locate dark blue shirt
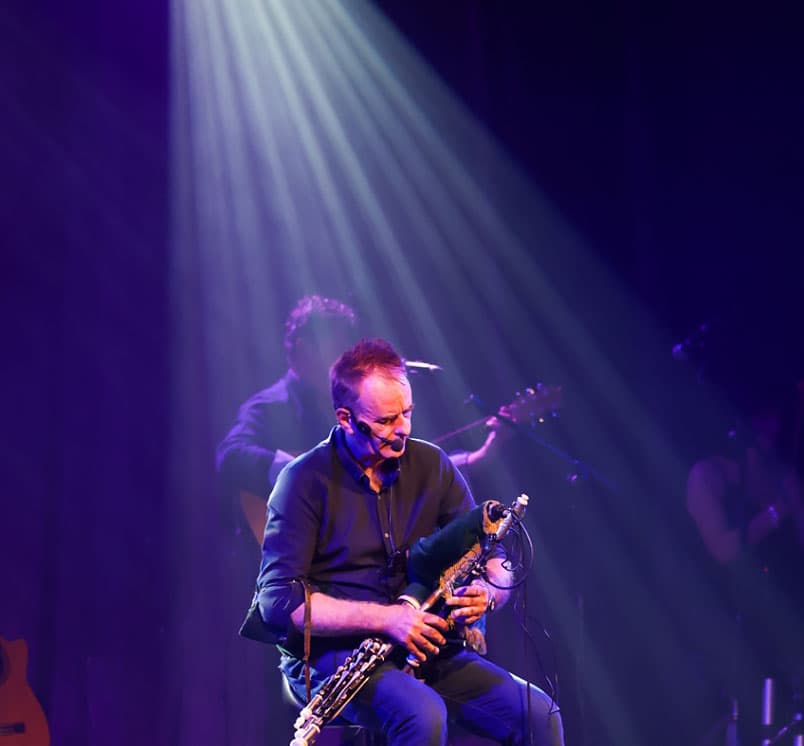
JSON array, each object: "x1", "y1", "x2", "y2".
[
  {"x1": 216, "y1": 370, "x2": 334, "y2": 498},
  {"x1": 255, "y1": 426, "x2": 475, "y2": 657}
]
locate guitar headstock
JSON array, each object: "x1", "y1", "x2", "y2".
[{"x1": 503, "y1": 383, "x2": 563, "y2": 426}]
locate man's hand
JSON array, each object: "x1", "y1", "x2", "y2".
[
  {"x1": 444, "y1": 580, "x2": 494, "y2": 627},
  {"x1": 380, "y1": 604, "x2": 449, "y2": 663},
  {"x1": 464, "y1": 406, "x2": 517, "y2": 467}
]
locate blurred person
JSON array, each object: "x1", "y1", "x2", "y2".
[
  {"x1": 217, "y1": 295, "x2": 360, "y2": 543},
  {"x1": 686, "y1": 379, "x2": 804, "y2": 744}
]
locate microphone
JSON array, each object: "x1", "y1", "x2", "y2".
[
  {"x1": 356, "y1": 420, "x2": 404, "y2": 453},
  {"x1": 404, "y1": 359, "x2": 443, "y2": 374},
  {"x1": 672, "y1": 319, "x2": 713, "y2": 362}
]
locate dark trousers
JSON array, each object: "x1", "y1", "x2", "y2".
[{"x1": 284, "y1": 648, "x2": 564, "y2": 746}]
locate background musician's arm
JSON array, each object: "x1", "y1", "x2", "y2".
[
  {"x1": 217, "y1": 395, "x2": 278, "y2": 495},
  {"x1": 686, "y1": 459, "x2": 740, "y2": 564},
  {"x1": 446, "y1": 406, "x2": 516, "y2": 470},
  {"x1": 687, "y1": 457, "x2": 797, "y2": 565},
  {"x1": 218, "y1": 392, "x2": 296, "y2": 543}
]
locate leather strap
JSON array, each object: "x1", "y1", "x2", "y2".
[{"x1": 303, "y1": 580, "x2": 312, "y2": 702}]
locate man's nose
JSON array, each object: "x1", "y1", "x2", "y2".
[{"x1": 396, "y1": 417, "x2": 412, "y2": 435}]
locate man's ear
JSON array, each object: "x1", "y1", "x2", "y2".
[{"x1": 336, "y1": 407, "x2": 354, "y2": 433}]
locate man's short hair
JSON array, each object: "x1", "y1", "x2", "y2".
[
  {"x1": 284, "y1": 295, "x2": 357, "y2": 352},
  {"x1": 330, "y1": 338, "x2": 406, "y2": 410}
]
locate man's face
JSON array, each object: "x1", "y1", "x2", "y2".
[
  {"x1": 291, "y1": 322, "x2": 356, "y2": 393},
  {"x1": 349, "y1": 372, "x2": 413, "y2": 461}
]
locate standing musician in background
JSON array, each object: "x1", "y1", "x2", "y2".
[
  {"x1": 215, "y1": 295, "x2": 362, "y2": 746},
  {"x1": 217, "y1": 295, "x2": 360, "y2": 544},
  {"x1": 686, "y1": 379, "x2": 804, "y2": 744},
  {"x1": 250, "y1": 337, "x2": 564, "y2": 746}
]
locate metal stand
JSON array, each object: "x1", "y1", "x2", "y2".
[
  {"x1": 760, "y1": 677, "x2": 804, "y2": 746},
  {"x1": 694, "y1": 604, "x2": 744, "y2": 746},
  {"x1": 696, "y1": 695, "x2": 740, "y2": 746},
  {"x1": 727, "y1": 696, "x2": 739, "y2": 746}
]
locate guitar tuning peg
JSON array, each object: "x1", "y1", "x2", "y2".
[{"x1": 525, "y1": 387, "x2": 536, "y2": 397}]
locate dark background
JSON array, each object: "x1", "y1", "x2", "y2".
[{"x1": 2, "y1": 1, "x2": 802, "y2": 745}]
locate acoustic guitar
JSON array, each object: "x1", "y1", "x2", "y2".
[{"x1": 0, "y1": 637, "x2": 50, "y2": 745}]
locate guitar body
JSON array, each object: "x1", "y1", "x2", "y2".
[
  {"x1": 0, "y1": 638, "x2": 50, "y2": 745},
  {"x1": 240, "y1": 490, "x2": 270, "y2": 547}
]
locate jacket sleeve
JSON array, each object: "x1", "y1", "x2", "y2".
[
  {"x1": 216, "y1": 394, "x2": 279, "y2": 498},
  {"x1": 254, "y1": 462, "x2": 321, "y2": 644}
]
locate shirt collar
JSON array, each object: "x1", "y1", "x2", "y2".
[{"x1": 331, "y1": 426, "x2": 401, "y2": 490}]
